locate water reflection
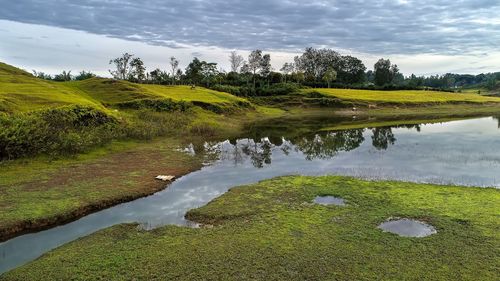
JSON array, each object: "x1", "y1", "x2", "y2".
[{"x1": 190, "y1": 125, "x2": 422, "y2": 168}]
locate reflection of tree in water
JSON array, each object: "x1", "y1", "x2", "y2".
[
  {"x1": 494, "y1": 116, "x2": 500, "y2": 128},
  {"x1": 291, "y1": 129, "x2": 365, "y2": 160},
  {"x1": 189, "y1": 124, "x2": 423, "y2": 168},
  {"x1": 241, "y1": 139, "x2": 272, "y2": 168},
  {"x1": 371, "y1": 127, "x2": 396, "y2": 150}
]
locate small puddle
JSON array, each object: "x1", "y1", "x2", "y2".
[
  {"x1": 378, "y1": 218, "x2": 437, "y2": 237},
  {"x1": 313, "y1": 196, "x2": 346, "y2": 206}
]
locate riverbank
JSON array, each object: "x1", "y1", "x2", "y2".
[{"x1": 2, "y1": 175, "x2": 498, "y2": 280}]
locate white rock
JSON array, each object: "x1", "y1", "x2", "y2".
[{"x1": 155, "y1": 175, "x2": 175, "y2": 181}]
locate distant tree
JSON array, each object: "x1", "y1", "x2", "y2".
[
  {"x1": 185, "y1": 57, "x2": 204, "y2": 85},
  {"x1": 295, "y1": 47, "x2": 342, "y2": 81},
  {"x1": 338, "y1": 56, "x2": 366, "y2": 84},
  {"x1": 260, "y1": 54, "x2": 272, "y2": 86},
  {"x1": 229, "y1": 51, "x2": 244, "y2": 73},
  {"x1": 175, "y1": 69, "x2": 183, "y2": 83},
  {"x1": 149, "y1": 68, "x2": 169, "y2": 84},
  {"x1": 323, "y1": 67, "x2": 337, "y2": 88},
  {"x1": 200, "y1": 62, "x2": 218, "y2": 87},
  {"x1": 109, "y1": 53, "x2": 134, "y2": 80},
  {"x1": 130, "y1": 57, "x2": 146, "y2": 82},
  {"x1": 74, "y1": 71, "x2": 96, "y2": 81},
  {"x1": 185, "y1": 58, "x2": 218, "y2": 86},
  {"x1": 53, "y1": 70, "x2": 72, "y2": 82},
  {"x1": 248, "y1": 50, "x2": 263, "y2": 88},
  {"x1": 374, "y1": 58, "x2": 393, "y2": 86},
  {"x1": 169, "y1": 57, "x2": 179, "y2": 85},
  {"x1": 32, "y1": 70, "x2": 52, "y2": 80},
  {"x1": 240, "y1": 63, "x2": 252, "y2": 86},
  {"x1": 280, "y1": 62, "x2": 294, "y2": 83}
]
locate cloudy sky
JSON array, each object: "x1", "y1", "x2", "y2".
[{"x1": 1, "y1": 0, "x2": 499, "y2": 76}]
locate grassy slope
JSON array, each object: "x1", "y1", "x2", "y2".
[
  {"x1": 3, "y1": 176, "x2": 498, "y2": 280},
  {"x1": 305, "y1": 88, "x2": 500, "y2": 104},
  {"x1": 0, "y1": 63, "x2": 102, "y2": 113},
  {"x1": 0, "y1": 62, "x2": 249, "y2": 114}
]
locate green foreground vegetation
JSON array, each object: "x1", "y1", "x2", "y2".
[{"x1": 2, "y1": 176, "x2": 498, "y2": 280}]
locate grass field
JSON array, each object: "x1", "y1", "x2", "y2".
[
  {"x1": 304, "y1": 88, "x2": 500, "y2": 104},
  {"x1": 3, "y1": 175, "x2": 498, "y2": 280}
]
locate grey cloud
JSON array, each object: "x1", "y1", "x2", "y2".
[{"x1": 0, "y1": 0, "x2": 499, "y2": 55}]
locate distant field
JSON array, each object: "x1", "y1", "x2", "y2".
[{"x1": 305, "y1": 88, "x2": 500, "y2": 104}]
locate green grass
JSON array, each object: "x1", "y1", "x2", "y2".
[
  {"x1": 3, "y1": 175, "x2": 498, "y2": 280},
  {"x1": 0, "y1": 63, "x2": 103, "y2": 113},
  {"x1": 304, "y1": 88, "x2": 500, "y2": 104}
]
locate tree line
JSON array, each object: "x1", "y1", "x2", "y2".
[{"x1": 33, "y1": 47, "x2": 500, "y2": 95}]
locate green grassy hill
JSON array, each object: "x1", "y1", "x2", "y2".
[
  {"x1": 0, "y1": 63, "x2": 102, "y2": 113},
  {"x1": 0, "y1": 62, "x2": 250, "y2": 114}
]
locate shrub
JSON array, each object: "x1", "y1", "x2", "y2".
[
  {"x1": 115, "y1": 98, "x2": 192, "y2": 112},
  {"x1": 123, "y1": 110, "x2": 191, "y2": 140},
  {"x1": 256, "y1": 83, "x2": 301, "y2": 96},
  {"x1": 189, "y1": 122, "x2": 218, "y2": 138},
  {"x1": 0, "y1": 106, "x2": 118, "y2": 160}
]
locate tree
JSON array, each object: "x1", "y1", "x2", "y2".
[
  {"x1": 374, "y1": 58, "x2": 392, "y2": 86},
  {"x1": 149, "y1": 68, "x2": 169, "y2": 84},
  {"x1": 53, "y1": 70, "x2": 72, "y2": 81},
  {"x1": 74, "y1": 71, "x2": 96, "y2": 81},
  {"x1": 229, "y1": 51, "x2": 244, "y2": 73},
  {"x1": 32, "y1": 70, "x2": 52, "y2": 80},
  {"x1": 185, "y1": 58, "x2": 218, "y2": 86},
  {"x1": 280, "y1": 62, "x2": 294, "y2": 83},
  {"x1": 200, "y1": 62, "x2": 218, "y2": 87},
  {"x1": 185, "y1": 58, "x2": 204, "y2": 85},
  {"x1": 260, "y1": 54, "x2": 272, "y2": 86},
  {"x1": 294, "y1": 47, "x2": 342, "y2": 81},
  {"x1": 338, "y1": 56, "x2": 366, "y2": 84},
  {"x1": 130, "y1": 57, "x2": 146, "y2": 82},
  {"x1": 248, "y1": 50, "x2": 263, "y2": 88},
  {"x1": 169, "y1": 57, "x2": 179, "y2": 85},
  {"x1": 109, "y1": 53, "x2": 134, "y2": 80},
  {"x1": 323, "y1": 67, "x2": 337, "y2": 88}
]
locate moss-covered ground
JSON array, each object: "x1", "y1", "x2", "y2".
[{"x1": 2, "y1": 176, "x2": 498, "y2": 280}]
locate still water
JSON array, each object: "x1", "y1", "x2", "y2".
[{"x1": 1, "y1": 116, "x2": 500, "y2": 273}]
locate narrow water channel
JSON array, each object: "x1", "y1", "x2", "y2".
[{"x1": 2, "y1": 116, "x2": 500, "y2": 274}]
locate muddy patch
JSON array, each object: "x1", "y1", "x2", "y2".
[{"x1": 378, "y1": 218, "x2": 437, "y2": 237}]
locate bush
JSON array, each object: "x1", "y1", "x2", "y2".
[
  {"x1": 123, "y1": 110, "x2": 191, "y2": 140},
  {"x1": 189, "y1": 122, "x2": 218, "y2": 138},
  {"x1": 256, "y1": 83, "x2": 301, "y2": 96},
  {"x1": 115, "y1": 98, "x2": 192, "y2": 112},
  {"x1": 209, "y1": 85, "x2": 256, "y2": 97},
  {"x1": 0, "y1": 106, "x2": 118, "y2": 160}
]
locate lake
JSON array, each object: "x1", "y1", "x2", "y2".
[{"x1": 1, "y1": 115, "x2": 500, "y2": 274}]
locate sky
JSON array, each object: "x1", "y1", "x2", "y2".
[{"x1": 0, "y1": 0, "x2": 499, "y2": 76}]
